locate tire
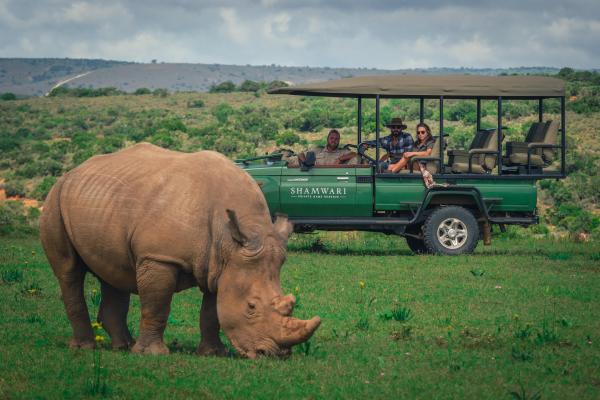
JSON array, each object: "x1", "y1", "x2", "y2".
[
  {"x1": 404, "y1": 224, "x2": 428, "y2": 254},
  {"x1": 423, "y1": 206, "x2": 479, "y2": 255}
]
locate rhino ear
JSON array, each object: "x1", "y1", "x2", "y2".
[
  {"x1": 274, "y1": 213, "x2": 294, "y2": 242},
  {"x1": 227, "y1": 209, "x2": 249, "y2": 246}
]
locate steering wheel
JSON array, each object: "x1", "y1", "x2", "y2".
[{"x1": 356, "y1": 142, "x2": 378, "y2": 166}]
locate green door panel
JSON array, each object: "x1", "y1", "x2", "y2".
[
  {"x1": 244, "y1": 166, "x2": 282, "y2": 214},
  {"x1": 375, "y1": 177, "x2": 426, "y2": 211},
  {"x1": 374, "y1": 176, "x2": 536, "y2": 213},
  {"x1": 280, "y1": 167, "x2": 371, "y2": 217}
]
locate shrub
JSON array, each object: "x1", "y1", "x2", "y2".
[
  {"x1": 3, "y1": 178, "x2": 26, "y2": 197},
  {"x1": 157, "y1": 117, "x2": 187, "y2": 133},
  {"x1": 32, "y1": 176, "x2": 57, "y2": 201},
  {"x1": 149, "y1": 130, "x2": 182, "y2": 150},
  {"x1": 276, "y1": 129, "x2": 300, "y2": 146},
  {"x1": 187, "y1": 99, "x2": 205, "y2": 108},
  {"x1": 134, "y1": 88, "x2": 152, "y2": 95},
  {"x1": 0, "y1": 201, "x2": 38, "y2": 236},
  {"x1": 152, "y1": 88, "x2": 169, "y2": 98},
  {"x1": 209, "y1": 81, "x2": 236, "y2": 93},
  {"x1": 238, "y1": 80, "x2": 261, "y2": 92},
  {"x1": 212, "y1": 103, "x2": 235, "y2": 124},
  {"x1": 0, "y1": 92, "x2": 17, "y2": 101}
]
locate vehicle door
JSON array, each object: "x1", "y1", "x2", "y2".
[{"x1": 280, "y1": 166, "x2": 364, "y2": 217}]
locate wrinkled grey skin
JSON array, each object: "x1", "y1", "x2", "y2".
[{"x1": 40, "y1": 143, "x2": 320, "y2": 358}]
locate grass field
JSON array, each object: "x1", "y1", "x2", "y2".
[{"x1": 1, "y1": 232, "x2": 599, "y2": 399}]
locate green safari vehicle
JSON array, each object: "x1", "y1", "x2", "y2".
[{"x1": 237, "y1": 75, "x2": 567, "y2": 255}]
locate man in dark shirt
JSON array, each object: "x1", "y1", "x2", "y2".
[{"x1": 361, "y1": 117, "x2": 414, "y2": 170}]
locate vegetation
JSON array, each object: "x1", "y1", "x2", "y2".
[
  {"x1": 0, "y1": 70, "x2": 599, "y2": 239},
  {"x1": 0, "y1": 233, "x2": 599, "y2": 398},
  {"x1": 209, "y1": 79, "x2": 289, "y2": 94}
]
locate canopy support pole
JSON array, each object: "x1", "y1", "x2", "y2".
[
  {"x1": 538, "y1": 98, "x2": 543, "y2": 122},
  {"x1": 375, "y1": 95, "x2": 380, "y2": 169},
  {"x1": 419, "y1": 98, "x2": 424, "y2": 123},
  {"x1": 561, "y1": 96, "x2": 566, "y2": 177},
  {"x1": 476, "y1": 99, "x2": 481, "y2": 132},
  {"x1": 439, "y1": 96, "x2": 444, "y2": 173},
  {"x1": 357, "y1": 96, "x2": 362, "y2": 144},
  {"x1": 497, "y1": 97, "x2": 503, "y2": 175}
]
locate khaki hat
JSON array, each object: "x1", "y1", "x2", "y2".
[{"x1": 386, "y1": 117, "x2": 407, "y2": 129}]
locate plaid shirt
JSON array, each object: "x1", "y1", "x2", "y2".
[{"x1": 364, "y1": 132, "x2": 414, "y2": 162}]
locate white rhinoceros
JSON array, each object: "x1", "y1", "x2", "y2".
[{"x1": 40, "y1": 143, "x2": 320, "y2": 358}]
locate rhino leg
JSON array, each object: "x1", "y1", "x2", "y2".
[
  {"x1": 197, "y1": 291, "x2": 227, "y2": 357},
  {"x1": 97, "y1": 280, "x2": 134, "y2": 350},
  {"x1": 40, "y1": 188, "x2": 95, "y2": 349},
  {"x1": 131, "y1": 260, "x2": 176, "y2": 355}
]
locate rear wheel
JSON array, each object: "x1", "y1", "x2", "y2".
[{"x1": 423, "y1": 206, "x2": 479, "y2": 255}]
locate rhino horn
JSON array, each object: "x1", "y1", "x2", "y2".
[{"x1": 278, "y1": 316, "x2": 321, "y2": 347}]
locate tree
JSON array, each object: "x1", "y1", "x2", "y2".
[
  {"x1": 0, "y1": 92, "x2": 16, "y2": 101},
  {"x1": 209, "y1": 81, "x2": 236, "y2": 93},
  {"x1": 238, "y1": 80, "x2": 261, "y2": 92}
]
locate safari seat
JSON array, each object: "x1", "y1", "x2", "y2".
[
  {"x1": 449, "y1": 129, "x2": 499, "y2": 174},
  {"x1": 398, "y1": 136, "x2": 442, "y2": 174},
  {"x1": 506, "y1": 120, "x2": 559, "y2": 167}
]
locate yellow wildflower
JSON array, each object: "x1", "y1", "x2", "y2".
[
  {"x1": 95, "y1": 335, "x2": 105, "y2": 343},
  {"x1": 92, "y1": 288, "x2": 98, "y2": 294},
  {"x1": 359, "y1": 281, "x2": 366, "y2": 290},
  {"x1": 91, "y1": 322, "x2": 103, "y2": 330}
]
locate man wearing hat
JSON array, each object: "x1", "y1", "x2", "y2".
[{"x1": 361, "y1": 117, "x2": 415, "y2": 170}]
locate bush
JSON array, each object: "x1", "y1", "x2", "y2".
[
  {"x1": 157, "y1": 117, "x2": 187, "y2": 133},
  {"x1": 152, "y1": 88, "x2": 169, "y2": 98},
  {"x1": 276, "y1": 129, "x2": 300, "y2": 146},
  {"x1": 2, "y1": 179, "x2": 26, "y2": 198},
  {"x1": 149, "y1": 130, "x2": 182, "y2": 150},
  {"x1": 32, "y1": 176, "x2": 57, "y2": 201},
  {"x1": 134, "y1": 88, "x2": 152, "y2": 95},
  {"x1": 212, "y1": 103, "x2": 235, "y2": 124},
  {"x1": 238, "y1": 80, "x2": 261, "y2": 92},
  {"x1": 0, "y1": 201, "x2": 39, "y2": 236},
  {"x1": 187, "y1": 99, "x2": 205, "y2": 108},
  {"x1": 1, "y1": 92, "x2": 17, "y2": 101},
  {"x1": 209, "y1": 81, "x2": 236, "y2": 93}
]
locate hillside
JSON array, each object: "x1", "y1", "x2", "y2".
[
  {"x1": 0, "y1": 69, "x2": 599, "y2": 238},
  {"x1": 0, "y1": 58, "x2": 560, "y2": 97}
]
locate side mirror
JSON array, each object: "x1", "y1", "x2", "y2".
[{"x1": 301, "y1": 151, "x2": 316, "y2": 171}]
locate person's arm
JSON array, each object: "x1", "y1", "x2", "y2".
[
  {"x1": 404, "y1": 148, "x2": 432, "y2": 159},
  {"x1": 337, "y1": 151, "x2": 357, "y2": 164}
]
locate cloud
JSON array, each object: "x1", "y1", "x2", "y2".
[{"x1": 0, "y1": 0, "x2": 598, "y2": 68}]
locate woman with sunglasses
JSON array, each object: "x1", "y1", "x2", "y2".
[{"x1": 388, "y1": 122, "x2": 435, "y2": 173}]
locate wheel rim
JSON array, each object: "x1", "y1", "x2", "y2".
[{"x1": 436, "y1": 218, "x2": 468, "y2": 250}]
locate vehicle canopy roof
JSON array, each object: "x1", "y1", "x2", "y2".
[{"x1": 268, "y1": 75, "x2": 565, "y2": 99}]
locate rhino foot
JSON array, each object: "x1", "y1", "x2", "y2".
[
  {"x1": 69, "y1": 338, "x2": 96, "y2": 350},
  {"x1": 132, "y1": 341, "x2": 169, "y2": 355},
  {"x1": 196, "y1": 342, "x2": 228, "y2": 357}
]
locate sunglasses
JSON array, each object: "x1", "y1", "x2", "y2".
[{"x1": 417, "y1": 130, "x2": 427, "y2": 134}]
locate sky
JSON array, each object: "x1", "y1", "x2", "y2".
[{"x1": 1, "y1": 0, "x2": 599, "y2": 69}]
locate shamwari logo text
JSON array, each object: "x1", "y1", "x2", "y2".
[{"x1": 289, "y1": 187, "x2": 348, "y2": 199}]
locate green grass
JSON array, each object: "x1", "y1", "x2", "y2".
[{"x1": 1, "y1": 233, "x2": 600, "y2": 399}]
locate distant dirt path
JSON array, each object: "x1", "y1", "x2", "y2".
[{"x1": 45, "y1": 71, "x2": 92, "y2": 96}]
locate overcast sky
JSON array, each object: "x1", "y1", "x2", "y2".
[{"x1": 1, "y1": 0, "x2": 599, "y2": 69}]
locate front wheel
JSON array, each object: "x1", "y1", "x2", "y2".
[{"x1": 423, "y1": 206, "x2": 479, "y2": 255}]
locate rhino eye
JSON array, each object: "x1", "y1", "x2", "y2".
[{"x1": 247, "y1": 302, "x2": 256, "y2": 312}]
